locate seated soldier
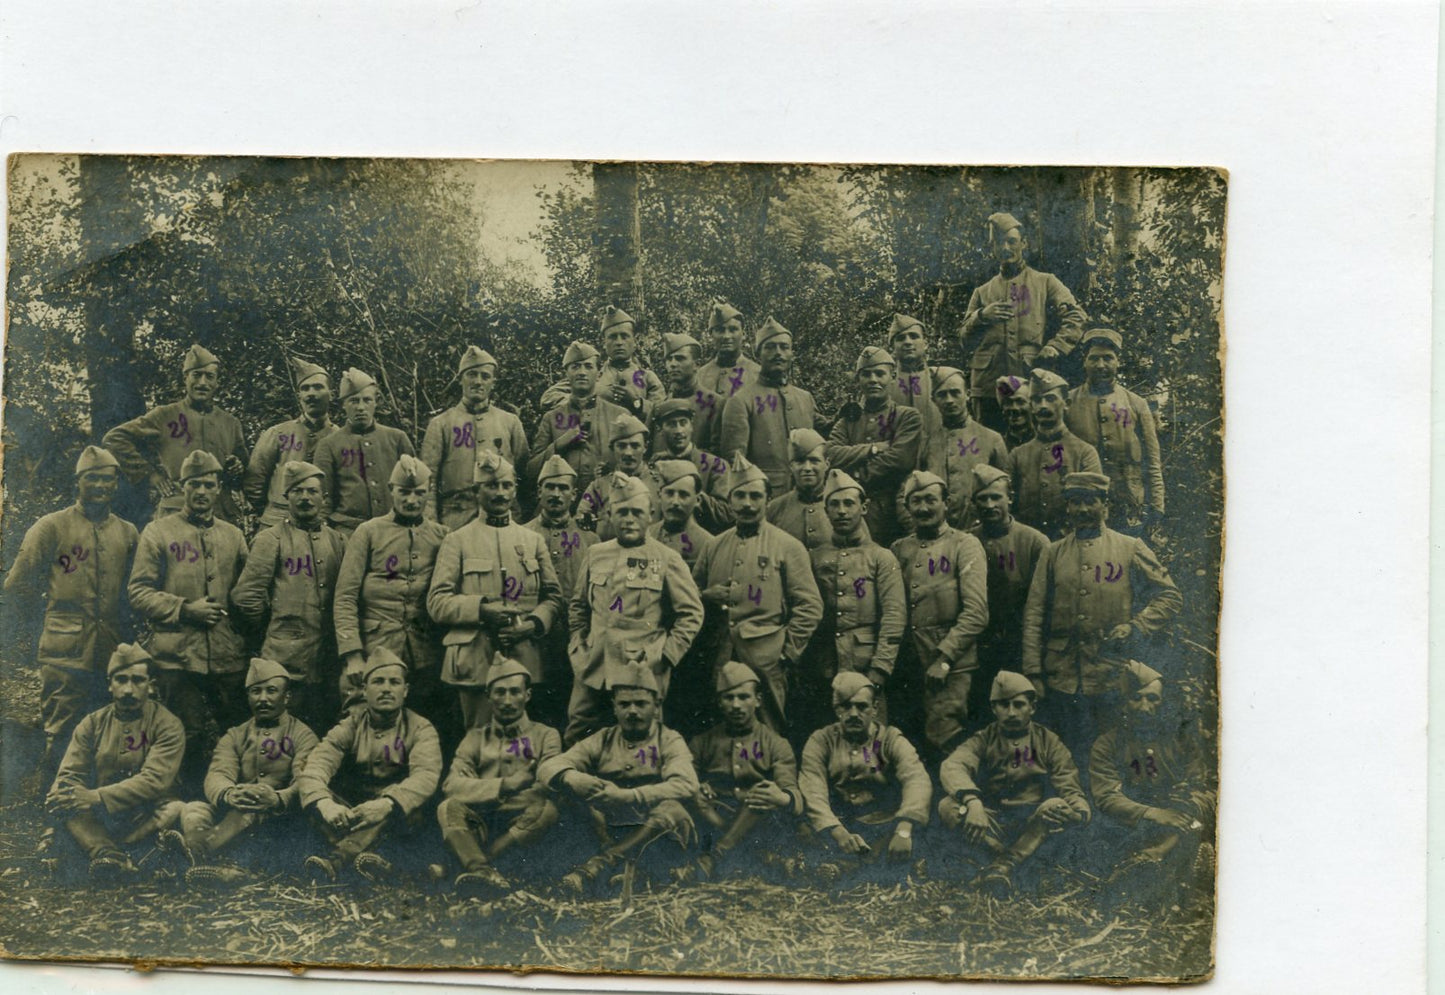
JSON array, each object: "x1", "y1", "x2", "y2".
[
  {"x1": 297, "y1": 648, "x2": 443, "y2": 883},
  {"x1": 1089, "y1": 661, "x2": 1215, "y2": 894},
  {"x1": 537, "y1": 663, "x2": 699, "y2": 895},
  {"x1": 798, "y1": 673, "x2": 931, "y2": 878},
  {"x1": 675, "y1": 661, "x2": 803, "y2": 883},
  {"x1": 938, "y1": 671, "x2": 1090, "y2": 897},
  {"x1": 159, "y1": 657, "x2": 319, "y2": 885},
  {"x1": 45, "y1": 643, "x2": 185, "y2": 881},
  {"x1": 437, "y1": 658, "x2": 562, "y2": 896}
]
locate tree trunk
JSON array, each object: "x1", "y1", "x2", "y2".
[
  {"x1": 593, "y1": 162, "x2": 643, "y2": 315},
  {"x1": 77, "y1": 156, "x2": 145, "y2": 438}
]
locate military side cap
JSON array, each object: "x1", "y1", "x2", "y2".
[
  {"x1": 822, "y1": 468, "x2": 864, "y2": 501},
  {"x1": 901, "y1": 469, "x2": 947, "y2": 501},
  {"x1": 655, "y1": 459, "x2": 702, "y2": 488},
  {"x1": 608, "y1": 472, "x2": 652, "y2": 511},
  {"x1": 652, "y1": 397, "x2": 695, "y2": 425},
  {"x1": 972, "y1": 464, "x2": 1010, "y2": 491},
  {"x1": 788, "y1": 427, "x2": 827, "y2": 460},
  {"x1": 996, "y1": 374, "x2": 1030, "y2": 400},
  {"x1": 75, "y1": 445, "x2": 120, "y2": 475},
  {"x1": 887, "y1": 313, "x2": 925, "y2": 340},
  {"x1": 179, "y1": 450, "x2": 223, "y2": 481},
  {"x1": 282, "y1": 460, "x2": 325, "y2": 494},
  {"x1": 932, "y1": 366, "x2": 967, "y2": 392},
  {"x1": 990, "y1": 670, "x2": 1035, "y2": 702},
  {"x1": 1122, "y1": 660, "x2": 1164, "y2": 693},
  {"x1": 290, "y1": 357, "x2": 329, "y2": 387},
  {"x1": 245, "y1": 657, "x2": 290, "y2": 687},
  {"x1": 1062, "y1": 471, "x2": 1111, "y2": 495},
  {"x1": 183, "y1": 343, "x2": 220, "y2": 372},
  {"x1": 1029, "y1": 367, "x2": 1069, "y2": 395},
  {"x1": 662, "y1": 332, "x2": 702, "y2": 358},
  {"x1": 708, "y1": 301, "x2": 743, "y2": 330},
  {"x1": 563, "y1": 340, "x2": 600, "y2": 366},
  {"x1": 753, "y1": 317, "x2": 791, "y2": 350},
  {"x1": 716, "y1": 660, "x2": 761, "y2": 694},
  {"x1": 473, "y1": 449, "x2": 516, "y2": 483},
  {"x1": 1081, "y1": 327, "x2": 1123, "y2": 353},
  {"x1": 986, "y1": 212, "x2": 1023, "y2": 237},
  {"x1": 831, "y1": 670, "x2": 874, "y2": 705},
  {"x1": 608, "y1": 660, "x2": 660, "y2": 696},
  {"x1": 362, "y1": 647, "x2": 409, "y2": 681},
  {"x1": 724, "y1": 452, "x2": 768, "y2": 494},
  {"x1": 339, "y1": 367, "x2": 378, "y2": 399},
  {"x1": 612, "y1": 413, "x2": 649, "y2": 442},
  {"x1": 485, "y1": 657, "x2": 532, "y2": 688},
  {"x1": 390, "y1": 453, "x2": 432, "y2": 488},
  {"x1": 600, "y1": 305, "x2": 636, "y2": 334},
  {"x1": 107, "y1": 643, "x2": 153, "y2": 677},
  {"x1": 854, "y1": 345, "x2": 895, "y2": 373},
  {"x1": 458, "y1": 345, "x2": 498, "y2": 374},
  {"x1": 536, "y1": 453, "x2": 577, "y2": 483}
]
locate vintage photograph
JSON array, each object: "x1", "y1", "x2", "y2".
[{"x1": 0, "y1": 156, "x2": 1224, "y2": 982}]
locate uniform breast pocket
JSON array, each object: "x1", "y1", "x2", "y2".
[
  {"x1": 624, "y1": 573, "x2": 663, "y2": 593},
  {"x1": 462, "y1": 556, "x2": 495, "y2": 592}
]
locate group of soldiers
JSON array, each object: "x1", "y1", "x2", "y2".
[{"x1": 8, "y1": 210, "x2": 1213, "y2": 902}]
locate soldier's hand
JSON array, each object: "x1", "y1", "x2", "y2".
[
  {"x1": 351, "y1": 799, "x2": 393, "y2": 828},
  {"x1": 149, "y1": 472, "x2": 177, "y2": 499},
  {"x1": 594, "y1": 783, "x2": 629, "y2": 805},
  {"x1": 246, "y1": 784, "x2": 282, "y2": 811},
  {"x1": 1036, "y1": 797, "x2": 1076, "y2": 826},
  {"x1": 566, "y1": 772, "x2": 606, "y2": 799},
  {"x1": 181, "y1": 598, "x2": 227, "y2": 627},
  {"x1": 500, "y1": 771, "x2": 533, "y2": 796},
  {"x1": 477, "y1": 600, "x2": 514, "y2": 628},
  {"x1": 223, "y1": 455, "x2": 246, "y2": 478},
  {"x1": 609, "y1": 381, "x2": 632, "y2": 405},
  {"x1": 886, "y1": 826, "x2": 913, "y2": 861},
  {"x1": 981, "y1": 301, "x2": 1015, "y2": 323},
  {"x1": 698, "y1": 782, "x2": 718, "y2": 803},
  {"x1": 925, "y1": 660, "x2": 952, "y2": 684},
  {"x1": 1036, "y1": 344, "x2": 1061, "y2": 362},
  {"x1": 315, "y1": 798, "x2": 351, "y2": 831},
  {"x1": 744, "y1": 780, "x2": 791, "y2": 811},
  {"x1": 558, "y1": 426, "x2": 588, "y2": 451},
  {"x1": 962, "y1": 799, "x2": 993, "y2": 843},
  {"x1": 1144, "y1": 806, "x2": 1195, "y2": 831},
  {"x1": 831, "y1": 826, "x2": 869, "y2": 855},
  {"x1": 1107, "y1": 623, "x2": 1135, "y2": 643},
  {"x1": 700, "y1": 584, "x2": 731, "y2": 607},
  {"x1": 866, "y1": 667, "x2": 889, "y2": 689}
]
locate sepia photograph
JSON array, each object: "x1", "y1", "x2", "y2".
[{"x1": 0, "y1": 156, "x2": 1224, "y2": 983}]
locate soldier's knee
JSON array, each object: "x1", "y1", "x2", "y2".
[
  {"x1": 937, "y1": 797, "x2": 963, "y2": 830},
  {"x1": 435, "y1": 797, "x2": 472, "y2": 831},
  {"x1": 647, "y1": 800, "x2": 693, "y2": 835}
]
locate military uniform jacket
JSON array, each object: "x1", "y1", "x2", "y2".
[
  {"x1": 427, "y1": 518, "x2": 565, "y2": 688},
  {"x1": 720, "y1": 380, "x2": 819, "y2": 495},
  {"x1": 528, "y1": 394, "x2": 631, "y2": 494},
  {"x1": 809, "y1": 534, "x2": 907, "y2": 677},
  {"x1": 968, "y1": 519, "x2": 1050, "y2": 648},
  {"x1": 569, "y1": 537, "x2": 705, "y2": 690},
  {"x1": 596, "y1": 361, "x2": 667, "y2": 419},
  {"x1": 442, "y1": 715, "x2": 562, "y2": 806},
  {"x1": 692, "y1": 522, "x2": 824, "y2": 668},
  {"x1": 5, "y1": 504, "x2": 138, "y2": 673},
  {"x1": 666, "y1": 380, "x2": 726, "y2": 453},
  {"x1": 244, "y1": 415, "x2": 337, "y2": 527},
  {"x1": 522, "y1": 515, "x2": 598, "y2": 597},
  {"x1": 1089, "y1": 723, "x2": 1215, "y2": 827},
  {"x1": 887, "y1": 364, "x2": 943, "y2": 465},
  {"x1": 203, "y1": 712, "x2": 320, "y2": 809},
  {"x1": 890, "y1": 526, "x2": 989, "y2": 670},
  {"x1": 1021, "y1": 526, "x2": 1183, "y2": 695},
  {"x1": 1006, "y1": 429, "x2": 1103, "y2": 539},
  {"x1": 574, "y1": 463, "x2": 665, "y2": 541},
  {"x1": 826, "y1": 400, "x2": 924, "y2": 541},
  {"x1": 698, "y1": 354, "x2": 761, "y2": 401},
  {"x1": 333, "y1": 514, "x2": 449, "y2": 669},
  {"x1": 128, "y1": 512, "x2": 249, "y2": 675},
  {"x1": 537, "y1": 721, "x2": 699, "y2": 804},
  {"x1": 420, "y1": 402, "x2": 530, "y2": 530},
  {"x1": 799, "y1": 721, "x2": 931, "y2": 833},
  {"x1": 940, "y1": 721, "x2": 1090, "y2": 819},
  {"x1": 647, "y1": 519, "x2": 714, "y2": 572},
  {"x1": 231, "y1": 520, "x2": 346, "y2": 684},
  {"x1": 960, "y1": 265, "x2": 1087, "y2": 396},
  {"x1": 766, "y1": 491, "x2": 833, "y2": 551},
  {"x1": 653, "y1": 446, "x2": 732, "y2": 534},
  {"x1": 1065, "y1": 384, "x2": 1165, "y2": 518},
  {"x1": 103, "y1": 401, "x2": 250, "y2": 521},
  {"x1": 689, "y1": 720, "x2": 803, "y2": 815},
  {"x1": 50, "y1": 701, "x2": 185, "y2": 815},
  {"x1": 920, "y1": 418, "x2": 1010, "y2": 526},
  {"x1": 314, "y1": 423, "x2": 416, "y2": 533},
  {"x1": 298, "y1": 708, "x2": 442, "y2": 814}
]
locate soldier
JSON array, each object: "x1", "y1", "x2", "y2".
[
  {"x1": 884, "y1": 313, "x2": 942, "y2": 458},
  {"x1": 659, "y1": 331, "x2": 725, "y2": 452},
  {"x1": 960, "y1": 212, "x2": 1087, "y2": 432},
  {"x1": 161, "y1": 657, "x2": 319, "y2": 885},
  {"x1": 1022, "y1": 472, "x2": 1183, "y2": 752},
  {"x1": 798, "y1": 470, "x2": 907, "y2": 741},
  {"x1": 436, "y1": 658, "x2": 562, "y2": 895},
  {"x1": 527, "y1": 340, "x2": 631, "y2": 495},
  {"x1": 798, "y1": 673, "x2": 931, "y2": 875},
  {"x1": 996, "y1": 374, "x2": 1034, "y2": 451},
  {"x1": 45, "y1": 644, "x2": 184, "y2": 881},
  {"x1": 696, "y1": 300, "x2": 760, "y2": 399},
  {"x1": 103, "y1": 343, "x2": 249, "y2": 524},
  {"x1": 676, "y1": 661, "x2": 803, "y2": 883},
  {"x1": 597, "y1": 306, "x2": 666, "y2": 418},
  {"x1": 420, "y1": 345, "x2": 530, "y2": 531},
  {"x1": 647, "y1": 459, "x2": 715, "y2": 571},
  {"x1": 573, "y1": 414, "x2": 662, "y2": 540},
  {"x1": 427, "y1": 452, "x2": 564, "y2": 731},
  {"x1": 314, "y1": 368, "x2": 417, "y2": 537},
  {"x1": 5, "y1": 446, "x2": 138, "y2": 784},
  {"x1": 538, "y1": 663, "x2": 700, "y2": 895},
  {"x1": 649, "y1": 397, "x2": 732, "y2": 533},
  {"x1": 298, "y1": 648, "x2": 443, "y2": 883},
  {"x1": 826, "y1": 346, "x2": 922, "y2": 546},
  {"x1": 766, "y1": 428, "x2": 833, "y2": 552},
  {"x1": 231, "y1": 460, "x2": 346, "y2": 730},
  {"x1": 967, "y1": 465, "x2": 1050, "y2": 720},
  {"x1": 920, "y1": 366, "x2": 1009, "y2": 528},
  {"x1": 127, "y1": 450, "x2": 249, "y2": 770},
  {"x1": 889, "y1": 470, "x2": 989, "y2": 758},
  {"x1": 692, "y1": 454, "x2": 823, "y2": 732},
  {"x1": 1063, "y1": 328, "x2": 1165, "y2": 533},
  {"x1": 938, "y1": 671, "x2": 1090, "y2": 896},
  {"x1": 1007, "y1": 368, "x2": 1102, "y2": 539},
  {"x1": 566, "y1": 473, "x2": 704, "y2": 745},
  {"x1": 719, "y1": 317, "x2": 818, "y2": 496},
  {"x1": 333, "y1": 455, "x2": 449, "y2": 723},
  {"x1": 243, "y1": 358, "x2": 338, "y2": 529}
]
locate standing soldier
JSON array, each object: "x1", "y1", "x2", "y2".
[
  {"x1": 314, "y1": 368, "x2": 417, "y2": 538},
  {"x1": 420, "y1": 346, "x2": 530, "y2": 531},
  {"x1": 766, "y1": 428, "x2": 833, "y2": 552},
  {"x1": 566, "y1": 474, "x2": 704, "y2": 745},
  {"x1": 920, "y1": 366, "x2": 1009, "y2": 528},
  {"x1": 826, "y1": 346, "x2": 922, "y2": 546},
  {"x1": 230, "y1": 461, "x2": 346, "y2": 730},
  {"x1": 427, "y1": 453, "x2": 564, "y2": 731},
  {"x1": 996, "y1": 375, "x2": 1034, "y2": 451},
  {"x1": 720, "y1": 318, "x2": 818, "y2": 496},
  {"x1": 244, "y1": 358, "x2": 337, "y2": 530},
  {"x1": 659, "y1": 331, "x2": 725, "y2": 452},
  {"x1": 697, "y1": 300, "x2": 759, "y2": 400},
  {"x1": 648, "y1": 458, "x2": 717, "y2": 734},
  {"x1": 1063, "y1": 328, "x2": 1165, "y2": 534},
  {"x1": 332, "y1": 455, "x2": 449, "y2": 723},
  {"x1": 595, "y1": 306, "x2": 666, "y2": 419},
  {"x1": 573, "y1": 414, "x2": 662, "y2": 540},
  {"x1": 650, "y1": 397, "x2": 732, "y2": 533},
  {"x1": 103, "y1": 343, "x2": 249, "y2": 524},
  {"x1": 889, "y1": 470, "x2": 989, "y2": 758},
  {"x1": 959, "y1": 212, "x2": 1087, "y2": 432},
  {"x1": 885, "y1": 313, "x2": 942, "y2": 459},
  {"x1": 528, "y1": 341, "x2": 631, "y2": 495},
  {"x1": 127, "y1": 450, "x2": 249, "y2": 771},
  {"x1": 1007, "y1": 368, "x2": 1102, "y2": 539},
  {"x1": 5, "y1": 446, "x2": 138, "y2": 785},
  {"x1": 692, "y1": 454, "x2": 823, "y2": 732}
]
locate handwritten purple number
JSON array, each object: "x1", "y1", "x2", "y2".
[
  {"x1": 59, "y1": 544, "x2": 89, "y2": 573},
  {"x1": 632, "y1": 370, "x2": 647, "y2": 390},
  {"x1": 746, "y1": 584, "x2": 763, "y2": 607},
  {"x1": 384, "y1": 554, "x2": 400, "y2": 581},
  {"x1": 853, "y1": 577, "x2": 868, "y2": 598},
  {"x1": 861, "y1": 739, "x2": 883, "y2": 773},
  {"x1": 635, "y1": 745, "x2": 659, "y2": 767},
  {"x1": 501, "y1": 575, "x2": 524, "y2": 602},
  {"x1": 168, "y1": 413, "x2": 192, "y2": 445},
  {"x1": 956, "y1": 436, "x2": 980, "y2": 457},
  {"x1": 1093, "y1": 562, "x2": 1124, "y2": 583},
  {"x1": 1008, "y1": 283, "x2": 1032, "y2": 317},
  {"x1": 286, "y1": 555, "x2": 314, "y2": 577},
  {"x1": 996, "y1": 550, "x2": 1016, "y2": 572},
  {"x1": 581, "y1": 491, "x2": 598, "y2": 510},
  {"x1": 278, "y1": 433, "x2": 303, "y2": 453},
  {"x1": 453, "y1": 422, "x2": 474, "y2": 448},
  {"x1": 609, "y1": 596, "x2": 624, "y2": 613},
  {"x1": 1044, "y1": 444, "x2": 1064, "y2": 473},
  {"x1": 507, "y1": 736, "x2": 534, "y2": 759},
  {"x1": 555, "y1": 412, "x2": 581, "y2": 430},
  {"x1": 755, "y1": 394, "x2": 778, "y2": 414},
  {"x1": 1011, "y1": 746, "x2": 1035, "y2": 768},
  {"x1": 679, "y1": 533, "x2": 694, "y2": 555},
  {"x1": 1110, "y1": 403, "x2": 1131, "y2": 428},
  {"x1": 1129, "y1": 757, "x2": 1158, "y2": 777},
  {"x1": 169, "y1": 541, "x2": 200, "y2": 564},
  {"x1": 695, "y1": 390, "x2": 715, "y2": 414},
  {"x1": 560, "y1": 531, "x2": 580, "y2": 557},
  {"x1": 712, "y1": 456, "x2": 727, "y2": 474},
  {"x1": 877, "y1": 410, "x2": 897, "y2": 441},
  {"x1": 124, "y1": 731, "x2": 151, "y2": 752},
  {"x1": 927, "y1": 555, "x2": 951, "y2": 576},
  {"x1": 381, "y1": 735, "x2": 407, "y2": 766},
  {"x1": 728, "y1": 368, "x2": 746, "y2": 395},
  {"x1": 261, "y1": 735, "x2": 294, "y2": 760}
]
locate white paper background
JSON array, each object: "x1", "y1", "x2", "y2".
[{"x1": 0, "y1": 1, "x2": 1436, "y2": 993}]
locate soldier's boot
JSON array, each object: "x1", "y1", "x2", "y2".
[
  {"x1": 157, "y1": 829, "x2": 195, "y2": 869},
  {"x1": 89, "y1": 850, "x2": 138, "y2": 885},
  {"x1": 186, "y1": 863, "x2": 249, "y2": 887},
  {"x1": 354, "y1": 851, "x2": 399, "y2": 885},
  {"x1": 975, "y1": 857, "x2": 1017, "y2": 898},
  {"x1": 670, "y1": 852, "x2": 716, "y2": 884},
  {"x1": 304, "y1": 854, "x2": 340, "y2": 884},
  {"x1": 455, "y1": 865, "x2": 510, "y2": 896},
  {"x1": 560, "y1": 852, "x2": 618, "y2": 895}
]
